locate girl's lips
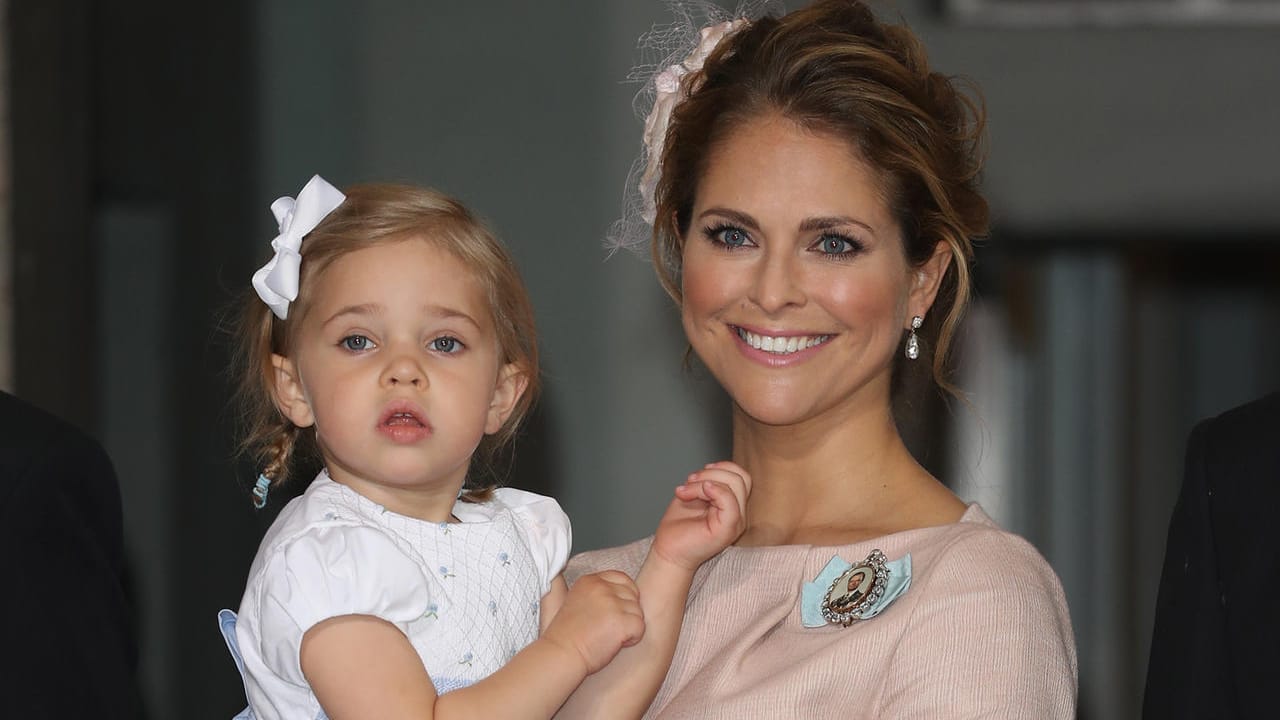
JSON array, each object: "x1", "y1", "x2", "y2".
[{"x1": 378, "y1": 401, "x2": 433, "y2": 443}]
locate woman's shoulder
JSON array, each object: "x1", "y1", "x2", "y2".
[
  {"x1": 564, "y1": 536, "x2": 654, "y2": 585},
  {"x1": 875, "y1": 506, "x2": 1078, "y2": 714},
  {"x1": 908, "y1": 504, "x2": 1069, "y2": 607}
]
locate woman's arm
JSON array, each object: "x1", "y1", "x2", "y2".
[{"x1": 301, "y1": 571, "x2": 644, "y2": 720}]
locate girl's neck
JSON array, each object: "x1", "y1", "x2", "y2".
[
  {"x1": 731, "y1": 401, "x2": 964, "y2": 547},
  {"x1": 324, "y1": 465, "x2": 463, "y2": 524}
]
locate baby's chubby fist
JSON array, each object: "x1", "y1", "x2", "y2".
[{"x1": 544, "y1": 571, "x2": 644, "y2": 675}]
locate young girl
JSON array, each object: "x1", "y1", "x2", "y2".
[{"x1": 222, "y1": 176, "x2": 750, "y2": 719}]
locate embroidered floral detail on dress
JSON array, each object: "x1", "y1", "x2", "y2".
[
  {"x1": 498, "y1": 551, "x2": 510, "y2": 566},
  {"x1": 439, "y1": 566, "x2": 455, "y2": 579},
  {"x1": 423, "y1": 603, "x2": 439, "y2": 620},
  {"x1": 458, "y1": 652, "x2": 473, "y2": 667}
]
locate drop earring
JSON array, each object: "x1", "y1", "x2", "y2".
[{"x1": 905, "y1": 316, "x2": 923, "y2": 360}]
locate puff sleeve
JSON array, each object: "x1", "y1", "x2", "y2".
[
  {"x1": 250, "y1": 525, "x2": 433, "y2": 685},
  {"x1": 498, "y1": 489, "x2": 572, "y2": 595}
]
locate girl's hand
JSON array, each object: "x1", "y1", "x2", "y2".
[
  {"x1": 542, "y1": 570, "x2": 644, "y2": 675},
  {"x1": 652, "y1": 460, "x2": 751, "y2": 571}
]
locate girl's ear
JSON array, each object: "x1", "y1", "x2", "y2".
[
  {"x1": 908, "y1": 240, "x2": 953, "y2": 320},
  {"x1": 271, "y1": 354, "x2": 315, "y2": 428},
  {"x1": 485, "y1": 363, "x2": 528, "y2": 435}
]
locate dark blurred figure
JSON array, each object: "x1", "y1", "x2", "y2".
[
  {"x1": 1145, "y1": 391, "x2": 1280, "y2": 719},
  {"x1": 0, "y1": 391, "x2": 142, "y2": 717}
]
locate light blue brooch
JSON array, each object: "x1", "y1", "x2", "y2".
[{"x1": 801, "y1": 549, "x2": 912, "y2": 628}]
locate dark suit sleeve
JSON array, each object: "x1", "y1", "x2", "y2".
[
  {"x1": 1145, "y1": 391, "x2": 1280, "y2": 719},
  {"x1": 0, "y1": 404, "x2": 142, "y2": 717},
  {"x1": 1143, "y1": 419, "x2": 1237, "y2": 719}
]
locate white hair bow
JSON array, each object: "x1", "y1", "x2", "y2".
[{"x1": 251, "y1": 175, "x2": 346, "y2": 320}]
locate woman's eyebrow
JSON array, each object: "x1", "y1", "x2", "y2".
[
  {"x1": 800, "y1": 215, "x2": 876, "y2": 236},
  {"x1": 697, "y1": 207, "x2": 761, "y2": 232}
]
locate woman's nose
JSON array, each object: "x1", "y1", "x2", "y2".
[{"x1": 748, "y1": 250, "x2": 805, "y2": 313}]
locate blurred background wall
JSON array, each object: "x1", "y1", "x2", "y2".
[{"x1": 4, "y1": 0, "x2": 1278, "y2": 717}]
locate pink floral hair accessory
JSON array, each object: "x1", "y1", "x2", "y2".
[
  {"x1": 637, "y1": 19, "x2": 747, "y2": 226},
  {"x1": 607, "y1": 0, "x2": 778, "y2": 255}
]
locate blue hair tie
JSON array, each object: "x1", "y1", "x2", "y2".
[{"x1": 252, "y1": 474, "x2": 272, "y2": 509}]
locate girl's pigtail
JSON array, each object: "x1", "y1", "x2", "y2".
[
  {"x1": 251, "y1": 419, "x2": 302, "y2": 509},
  {"x1": 261, "y1": 422, "x2": 299, "y2": 482}
]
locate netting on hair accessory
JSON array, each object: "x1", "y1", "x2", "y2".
[{"x1": 606, "y1": 0, "x2": 783, "y2": 256}]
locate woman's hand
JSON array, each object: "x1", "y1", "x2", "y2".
[{"x1": 652, "y1": 461, "x2": 752, "y2": 571}]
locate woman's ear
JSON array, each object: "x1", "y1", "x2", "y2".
[
  {"x1": 485, "y1": 363, "x2": 529, "y2": 435},
  {"x1": 271, "y1": 354, "x2": 315, "y2": 428},
  {"x1": 908, "y1": 240, "x2": 954, "y2": 321}
]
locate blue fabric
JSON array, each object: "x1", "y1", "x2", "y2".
[
  {"x1": 218, "y1": 610, "x2": 256, "y2": 720},
  {"x1": 217, "y1": 610, "x2": 332, "y2": 720},
  {"x1": 801, "y1": 553, "x2": 912, "y2": 628}
]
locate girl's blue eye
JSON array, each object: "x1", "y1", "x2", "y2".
[
  {"x1": 431, "y1": 336, "x2": 461, "y2": 353},
  {"x1": 340, "y1": 335, "x2": 374, "y2": 351}
]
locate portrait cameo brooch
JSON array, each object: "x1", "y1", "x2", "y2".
[{"x1": 800, "y1": 549, "x2": 912, "y2": 628}]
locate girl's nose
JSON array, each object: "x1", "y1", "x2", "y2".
[{"x1": 381, "y1": 354, "x2": 427, "y2": 388}]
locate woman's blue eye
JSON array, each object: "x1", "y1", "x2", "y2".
[
  {"x1": 817, "y1": 234, "x2": 857, "y2": 255},
  {"x1": 719, "y1": 227, "x2": 749, "y2": 248},
  {"x1": 431, "y1": 336, "x2": 461, "y2": 353},
  {"x1": 340, "y1": 335, "x2": 373, "y2": 351}
]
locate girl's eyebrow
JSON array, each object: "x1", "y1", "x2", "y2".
[
  {"x1": 426, "y1": 304, "x2": 482, "y2": 331},
  {"x1": 322, "y1": 303, "x2": 482, "y2": 331},
  {"x1": 323, "y1": 303, "x2": 381, "y2": 327}
]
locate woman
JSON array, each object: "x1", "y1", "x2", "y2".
[{"x1": 569, "y1": 1, "x2": 1077, "y2": 716}]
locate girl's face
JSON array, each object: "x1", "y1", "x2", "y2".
[
  {"x1": 680, "y1": 113, "x2": 947, "y2": 429},
  {"x1": 272, "y1": 238, "x2": 524, "y2": 516}
]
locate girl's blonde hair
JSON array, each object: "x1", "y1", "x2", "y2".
[{"x1": 232, "y1": 183, "x2": 539, "y2": 503}]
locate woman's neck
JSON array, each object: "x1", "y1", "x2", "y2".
[{"x1": 731, "y1": 401, "x2": 964, "y2": 547}]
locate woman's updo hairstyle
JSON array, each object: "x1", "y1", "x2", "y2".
[{"x1": 652, "y1": 0, "x2": 989, "y2": 396}]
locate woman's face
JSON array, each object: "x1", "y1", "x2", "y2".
[{"x1": 680, "y1": 113, "x2": 942, "y2": 428}]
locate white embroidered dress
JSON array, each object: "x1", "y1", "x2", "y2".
[{"x1": 234, "y1": 471, "x2": 570, "y2": 720}]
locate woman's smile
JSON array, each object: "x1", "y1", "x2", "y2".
[{"x1": 731, "y1": 325, "x2": 834, "y2": 364}]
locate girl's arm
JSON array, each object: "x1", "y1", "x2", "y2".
[
  {"x1": 301, "y1": 570, "x2": 644, "y2": 720},
  {"x1": 555, "y1": 462, "x2": 751, "y2": 719}
]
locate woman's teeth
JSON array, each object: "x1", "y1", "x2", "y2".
[{"x1": 736, "y1": 328, "x2": 830, "y2": 355}]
